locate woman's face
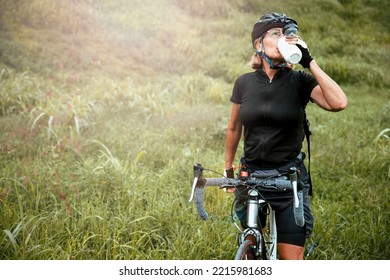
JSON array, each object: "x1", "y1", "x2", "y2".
[{"x1": 259, "y1": 28, "x2": 285, "y2": 63}]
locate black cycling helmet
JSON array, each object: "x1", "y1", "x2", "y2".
[{"x1": 251, "y1": 12, "x2": 298, "y2": 46}]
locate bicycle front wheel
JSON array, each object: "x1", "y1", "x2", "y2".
[{"x1": 234, "y1": 239, "x2": 256, "y2": 260}]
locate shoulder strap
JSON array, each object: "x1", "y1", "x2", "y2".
[
  {"x1": 303, "y1": 111, "x2": 313, "y2": 196},
  {"x1": 291, "y1": 70, "x2": 313, "y2": 196}
]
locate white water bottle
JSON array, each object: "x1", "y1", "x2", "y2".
[{"x1": 277, "y1": 37, "x2": 302, "y2": 64}]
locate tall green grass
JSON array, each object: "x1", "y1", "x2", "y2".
[{"x1": 0, "y1": 0, "x2": 389, "y2": 260}]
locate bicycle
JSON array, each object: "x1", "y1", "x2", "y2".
[{"x1": 188, "y1": 163, "x2": 306, "y2": 260}]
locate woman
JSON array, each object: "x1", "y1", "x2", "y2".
[{"x1": 224, "y1": 12, "x2": 347, "y2": 260}]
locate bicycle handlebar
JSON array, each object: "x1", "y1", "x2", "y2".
[
  {"x1": 189, "y1": 163, "x2": 305, "y2": 227},
  {"x1": 205, "y1": 177, "x2": 293, "y2": 190}
]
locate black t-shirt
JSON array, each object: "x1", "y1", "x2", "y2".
[{"x1": 230, "y1": 68, "x2": 318, "y2": 169}]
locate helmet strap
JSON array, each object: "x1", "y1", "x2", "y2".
[
  {"x1": 258, "y1": 37, "x2": 287, "y2": 70},
  {"x1": 265, "y1": 55, "x2": 287, "y2": 69}
]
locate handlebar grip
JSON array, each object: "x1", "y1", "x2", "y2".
[
  {"x1": 193, "y1": 178, "x2": 236, "y2": 221},
  {"x1": 205, "y1": 178, "x2": 234, "y2": 186},
  {"x1": 272, "y1": 179, "x2": 293, "y2": 191},
  {"x1": 195, "y1": 187, "x2": 208, "y2": 220},
  {"x1": 293, "y1": 190, "x2": 305, "y2": 227}
]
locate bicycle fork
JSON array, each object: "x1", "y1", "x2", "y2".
[{"x1": 238, "y1": 189, "x2": 278, "y2": 259}]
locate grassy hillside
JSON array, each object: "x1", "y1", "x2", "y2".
[{"x1": 0, "y1": 0, "x2": 389, "y2": 260}]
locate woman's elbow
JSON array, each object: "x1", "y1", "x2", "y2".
[{"x1": 332, "y1": 98, "x2": 348, "y2": 112}]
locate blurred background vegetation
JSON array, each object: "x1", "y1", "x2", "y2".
[{"x1": 0, "y1": 0, "x2": 389, "y2": 259}]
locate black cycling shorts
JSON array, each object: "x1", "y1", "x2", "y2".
[{"x1": 262, "y1": 202, "x2": 306, "y2": 247}]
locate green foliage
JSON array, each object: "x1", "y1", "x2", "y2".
[{"x1": 0, "y1": 0, "x2": 389, "y2": 260}]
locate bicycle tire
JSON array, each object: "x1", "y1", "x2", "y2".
[{"x1": 234, "y1": 239, "x2": 257, "y2": 260}]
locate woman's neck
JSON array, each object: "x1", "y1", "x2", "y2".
[{"x1": 262, "y1": 62, "x2": 279, "y2": 81}]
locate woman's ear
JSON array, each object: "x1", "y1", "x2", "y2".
[{"x1": 253, "y1": 38, "x2": 261, "y2": 50}]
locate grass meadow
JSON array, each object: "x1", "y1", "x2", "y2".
[{"x1": 0, "y1": 0, "x2": 389, "y2": 260}]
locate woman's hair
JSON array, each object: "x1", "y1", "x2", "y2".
[
  {"x1": 250, "y1": 38, "x2": 262, "y2": 69},
  {"x1": 250, "y1": 52, "x2": 262, "y2": 69}
]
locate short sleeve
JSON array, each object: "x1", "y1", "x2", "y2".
[
  {"x1": 296, "y1": 70, "x2": 318, "y2": 106},
  {"x1": 230, "y1": 74, "x2": 250, "y2": 104}
]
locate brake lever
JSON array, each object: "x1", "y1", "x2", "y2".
[
  {"x1": 189, "y1": 163, "x2": 203, "y2": 202},
  {"x1": 289, "y1": 167, "x2": 299, "y2": 208}
]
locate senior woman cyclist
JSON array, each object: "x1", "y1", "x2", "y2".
[{"x1": 224, "y1": 12, "x2": 347, "y2": 260}]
